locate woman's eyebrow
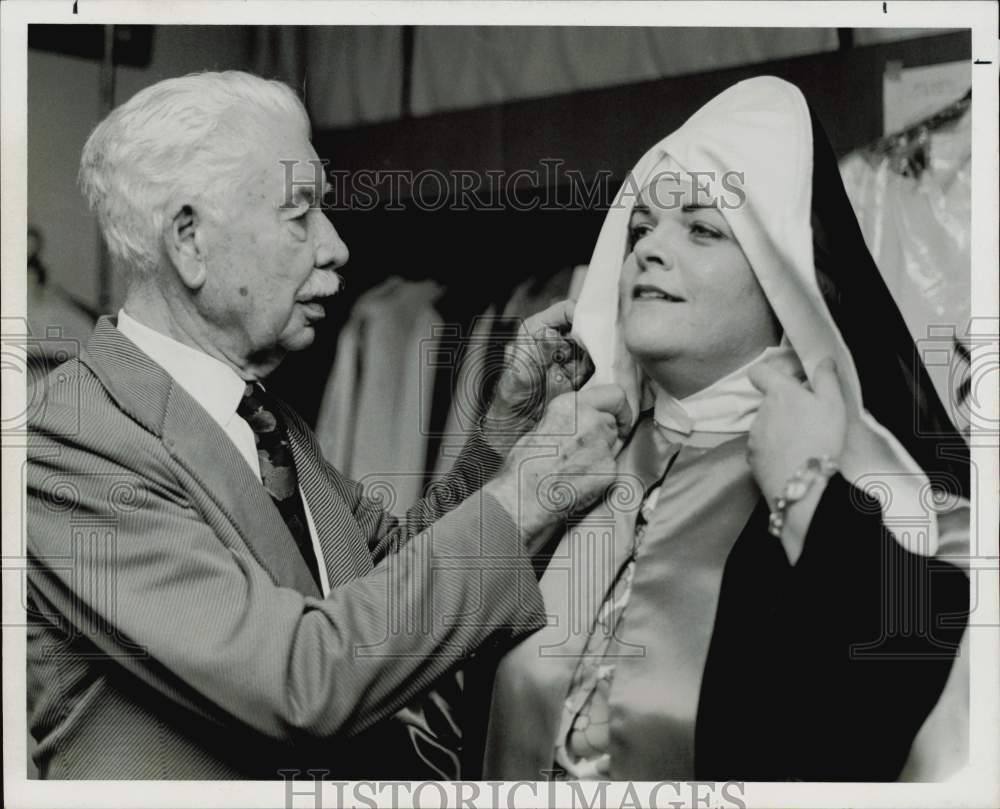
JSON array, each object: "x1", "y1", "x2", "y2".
[
  {"x1": 680, "y1": 203, "x2": 719, "y2": 213},
  {"x1": 630, "y1": 203, "x2": 651, "y2": 217}
]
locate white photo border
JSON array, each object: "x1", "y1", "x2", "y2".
[{"x1": 2, "y1": 2, "x2": 997, "y2": 808}]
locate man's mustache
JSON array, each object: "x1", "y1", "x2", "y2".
[{"x1": 297, "y1": 272, "x2": 342, "y2": 301}]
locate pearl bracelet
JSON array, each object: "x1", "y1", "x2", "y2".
[{"x1": 767, "y1": 455, "x2": 840, "y2": 538}]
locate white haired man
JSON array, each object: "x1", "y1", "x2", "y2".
[{"x1": 26, "y1": 71, "x2": 630, "y2": 779}]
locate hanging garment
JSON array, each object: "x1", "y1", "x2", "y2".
[
  {"x1": 483, "y1": 76, "x2": 969, "y2": 782},
  {"x1": 318, "y1": 276, "x2": 404, "y2": 473},
  {"x1": 433, "y1": 304, "x2": 500, "y2": 477},
  {"x1": 434, "y1": 265, "x2": 590, "y2": 477},
  {"x1": 316, "y1": 278, "x2": 444, "y2": 515},
  {"x1": 501, "y1": 265, "x2": 584, "y2": 322},
  {"x1": 839, "y1": 104, "x2": 971, "y2": 417}
]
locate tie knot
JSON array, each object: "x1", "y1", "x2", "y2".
[
  {"x1": 238, "y1": 382, "x2": 279, "y2": 435},
  {"x1": 237, "y1": 381, "x2": 260, "y2": 413}
]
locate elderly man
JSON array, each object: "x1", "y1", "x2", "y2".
[{"x1": 26, "y1": 71, "x2": 629, "y2": 779}]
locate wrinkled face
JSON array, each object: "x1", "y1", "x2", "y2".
[
  {"x1": 198, "y1": 116, "x2": 348, "y2": 363},
  {"x1": 619, "y1": 173, "x2": 779, "y2": 394}
]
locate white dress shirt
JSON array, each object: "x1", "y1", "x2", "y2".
[{"x1": 117, "y1": 310, "x2": 331, "y2": 595}]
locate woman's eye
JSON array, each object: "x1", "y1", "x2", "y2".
[
  {"x1": 690, "y1": 222, "x2": 723, "y2": 239},
  {"x1": 627, "y1": 224, "x2": 651, "y2": 251}
]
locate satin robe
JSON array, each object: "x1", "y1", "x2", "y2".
[{"x1": 478, "y1": 419, "x2": 969, "y2": 781}]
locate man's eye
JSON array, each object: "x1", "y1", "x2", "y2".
[
  {"x1": 288, "y1": 200, "x2": 312, "y2": 219},
  {"x1": 285, "y1": 206, "x2": 310, "y2": 237},
  {"x1": 282, "y1": 198, "x2": 309, "y2": 216}
]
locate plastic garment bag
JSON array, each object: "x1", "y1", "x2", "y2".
[{"x1": 839, "y1": 98, "x2": 971, "y2": 426}]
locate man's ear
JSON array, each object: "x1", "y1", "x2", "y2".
[{"x1": 164, "y1": 203, "x2": 207, "y2": 290}]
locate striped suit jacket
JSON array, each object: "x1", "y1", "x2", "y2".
[{"x1": 26, "y1": 316, "x2": 545, "y2": 779}]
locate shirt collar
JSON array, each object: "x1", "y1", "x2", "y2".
[
  {"x1": 116, "y1": 309, "x2": 247, "y2": 432},
  {"x1": 652, "y1": 340, "x2": 804, "y2": 436}
]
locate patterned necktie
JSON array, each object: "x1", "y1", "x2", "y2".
[{"x1": 237, "y1": 383, "x2": 322, "y2": 588}]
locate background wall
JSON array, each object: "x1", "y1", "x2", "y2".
[
  {"x1": 26, "y1": 24, "x2": 959, "y2": 323},
  {"x1": 28, "y1": 25, "x2": 254, "y2": 313},
  {"x1": 28, "y1": 50, "x2": 103, "y2": 308}
]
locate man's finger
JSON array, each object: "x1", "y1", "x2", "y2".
[
  {"x1": 537, "y1": 333, "x2": 575, "y2": 367},
  {"x1": 560, "y1": 349, "x2": 596, "y2": 390},
  {"x1": 526, "y1": 299, "x2": 575, "y2": 335},
  {"x1": 572, "y1": 347, "x2": 596, "y2": 388},
  {"x1": 748, "y1": 360, "x2": 803, "y2": 395},
  {"x1": 597, "y1": 411, "x2": 619, "y2": 445},
  {"x1": 546, "y1": 361, "x2": 574, "y2": 392},
  {"x1": 581, "y1": 383, "x2": 633, "y2": 439}
]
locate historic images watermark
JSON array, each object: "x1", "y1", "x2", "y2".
[
  {"x1": 1, "y1": 318, "x2": 81, "y2": 441},
  {"x1": 280, "y1": 158, "x2": 748, "y2": 213},
  {"x1": 279, "y1": 771, "x2": 749, "y2": 809}
]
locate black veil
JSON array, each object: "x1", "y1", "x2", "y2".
[{"x1": 808, "y1": 105, "x2": 970, "y2": 500}]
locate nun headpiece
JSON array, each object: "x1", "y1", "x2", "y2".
[{"x1": 572, "y1": 76, "x2": 969, "y2": 557}]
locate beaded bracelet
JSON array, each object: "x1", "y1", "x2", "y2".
[{"x1": 767, "y1": 455, "x2": 840, "y2": 537}]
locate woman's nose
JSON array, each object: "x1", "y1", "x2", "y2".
[{"x1": 634, "y1": 229, "x2": 674, "y2": 272}]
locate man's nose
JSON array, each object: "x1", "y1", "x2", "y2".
[{"x1": 315, "y1": 213, "x2": 350, "y2": 270}]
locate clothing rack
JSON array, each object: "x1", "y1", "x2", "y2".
[
  {"x1": 870, "y1": 89, "x2": 971, "y2": 178},
  {"x1": 878, "y1": 87, "x2": 971, "y2": 147}
]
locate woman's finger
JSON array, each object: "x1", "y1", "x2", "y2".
[
  {"x1": 748, "y1": 361, "x2": 802, "y2": 395},
  {"x1": 812, "y1": 357, "x2": 843, "y2": 404}
]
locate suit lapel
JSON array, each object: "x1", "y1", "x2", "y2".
[
  {"x1": 284, "y1": 416, "x2": 374, "y2": 589},
  {"x1": 82, "y1": 317, "x2": 322, "y2": 597}
]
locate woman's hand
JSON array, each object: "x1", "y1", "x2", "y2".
[{"x1": 746, "y1": 356, "x2": 848, "y2": 506}]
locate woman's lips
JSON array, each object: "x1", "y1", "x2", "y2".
[{"x1": 632, "y1": 284, "x2": 685, "y2": 302}]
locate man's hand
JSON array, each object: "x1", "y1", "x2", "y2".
[
  {"x1": 481, "y1": 300, "x2": 595, "y2": 453},
  {"x1": 485, "y1": 384, "x2": 632, "y2": 550}
]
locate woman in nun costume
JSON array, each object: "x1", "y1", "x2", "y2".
[{"x1": 482, "y1": 77, "x2": 970, "y2": 782}]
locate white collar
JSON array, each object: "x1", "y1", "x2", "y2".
[
  {"x1": 116, "y1": 310, "x2": 247, "y2": 432},
  {"x1": 652, "y1": 342, "x2": 803, "y2": 435}
]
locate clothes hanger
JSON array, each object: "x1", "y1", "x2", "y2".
[{"x1": 872, "y1": 89, "x2": 971, "y2": 179}]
